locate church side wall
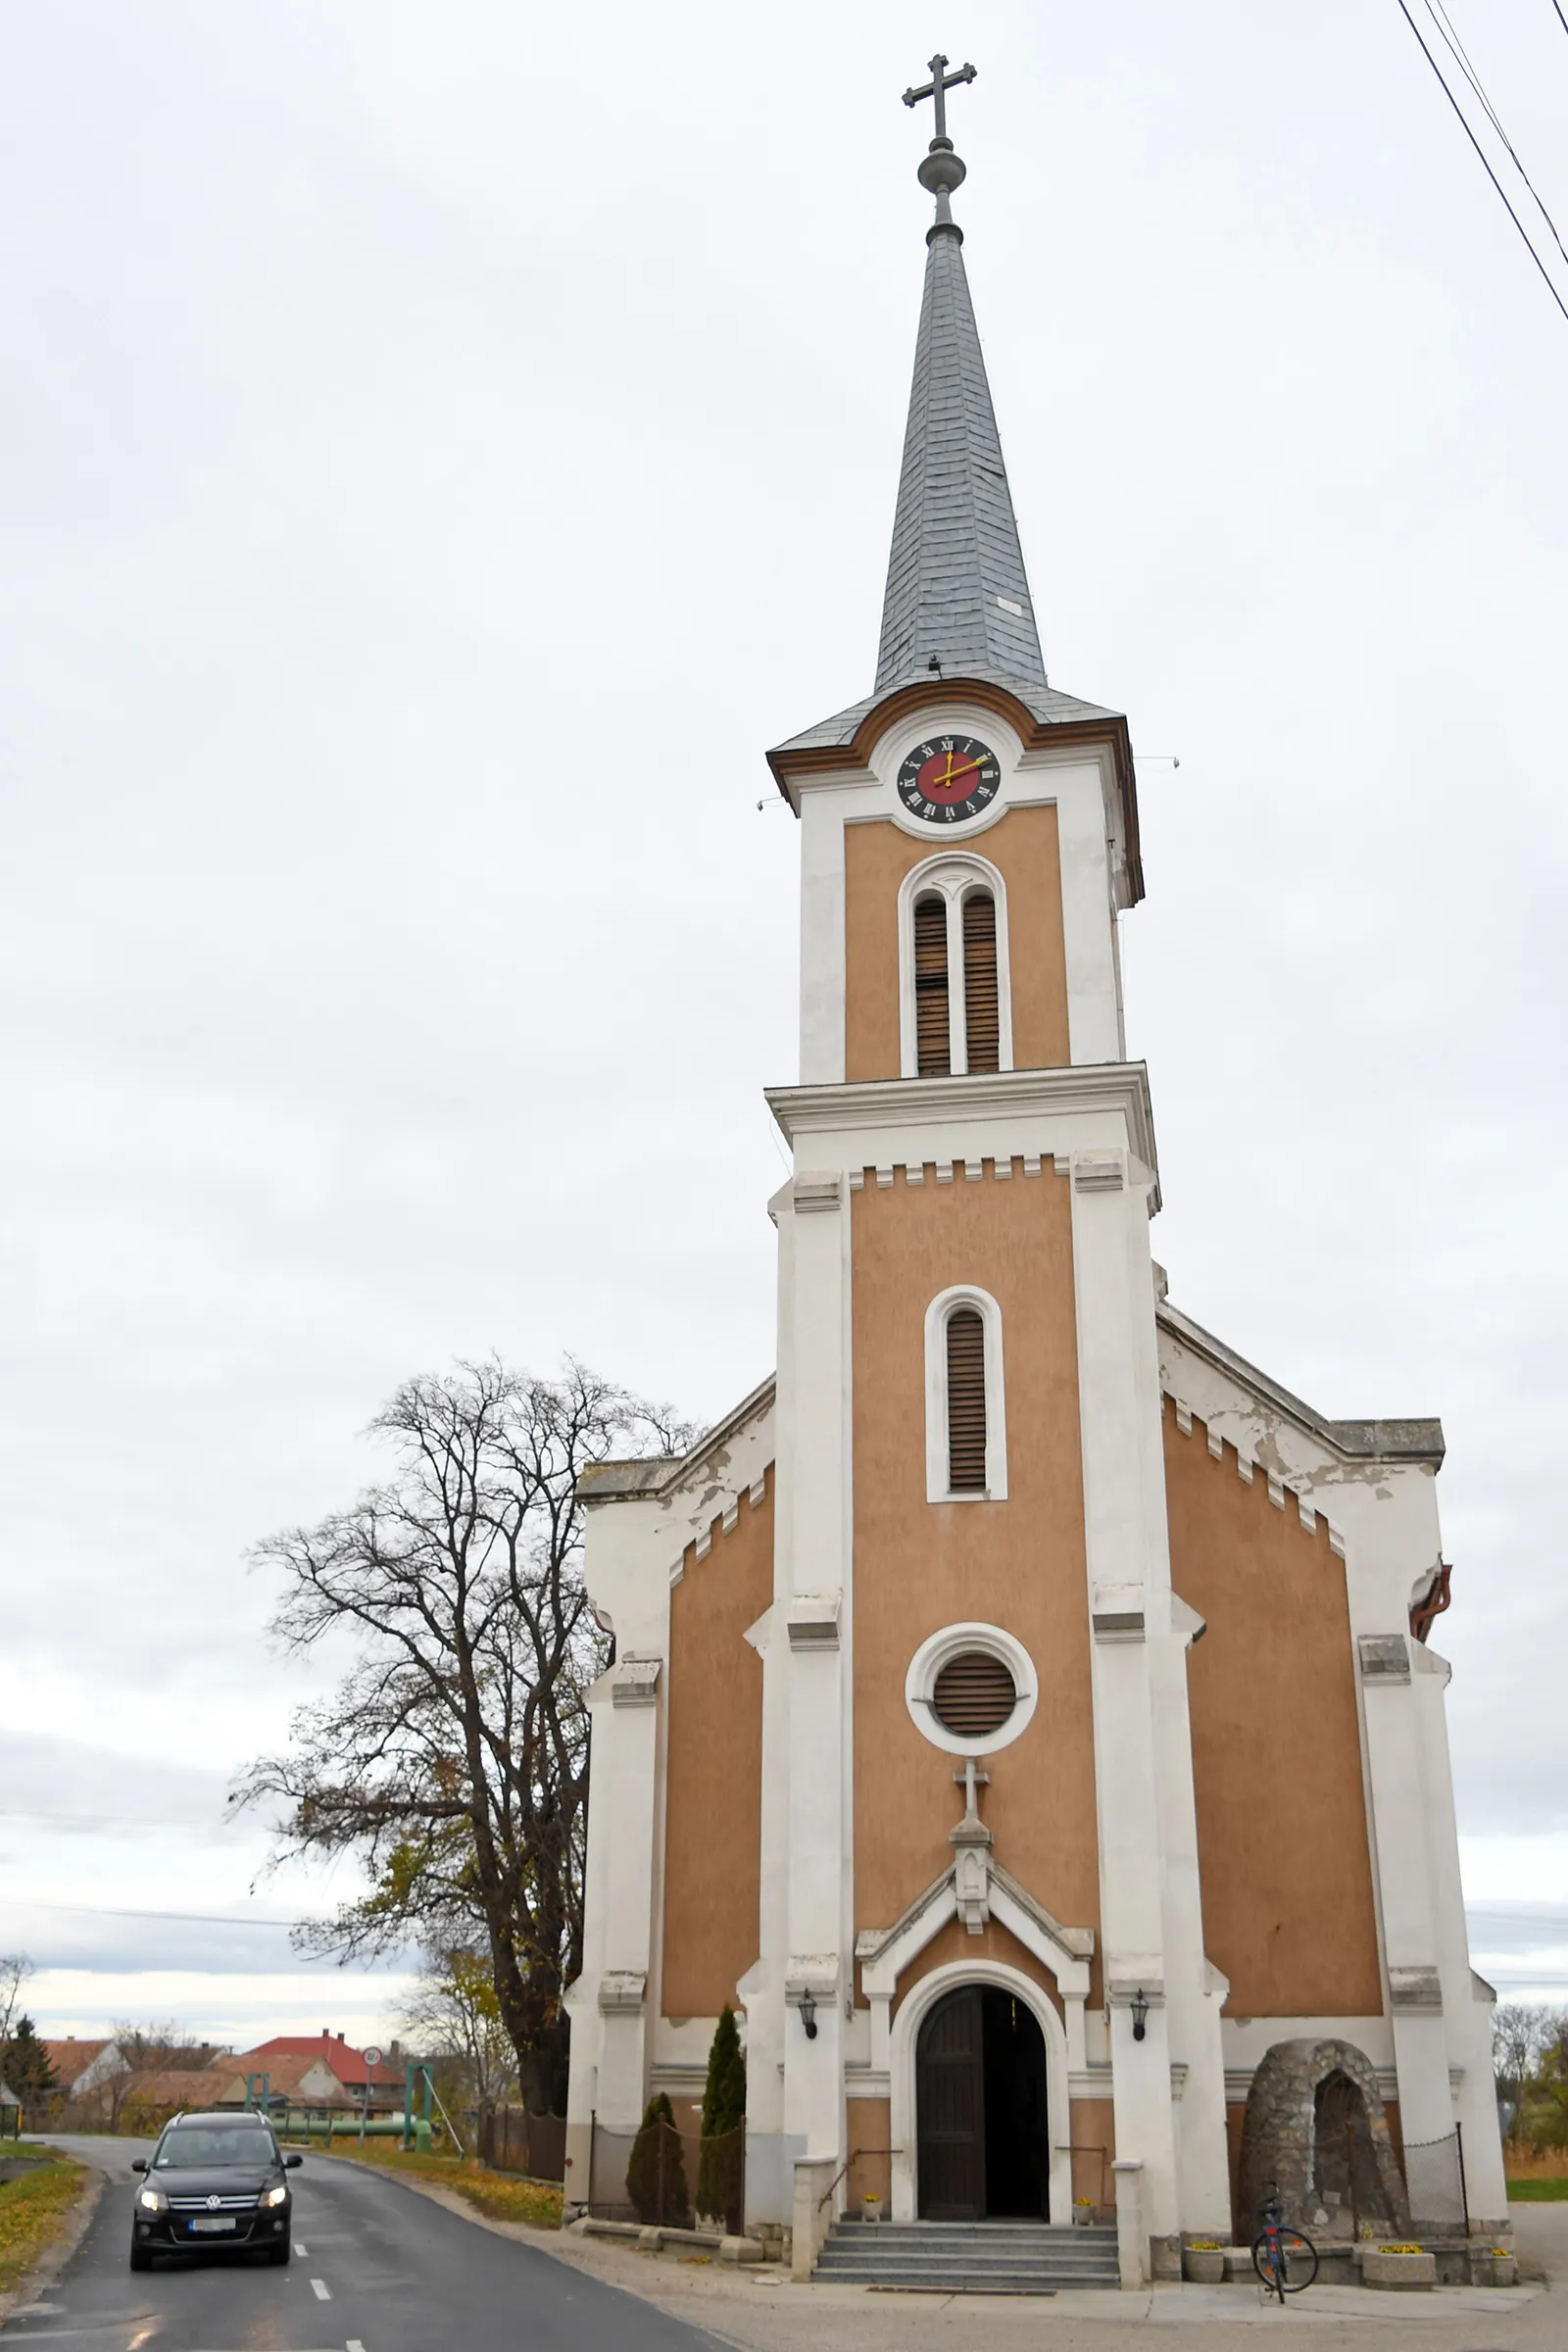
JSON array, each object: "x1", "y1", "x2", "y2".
[
  {"x1": 661, "y1": 1471, "x2": 774, "y2": 2021},
  {"x1": 848, "y1": 1163, "x2": 1100, "y2": 1937},
  {"x1": 842, "y1": 807, "x2": 1071, "y2": 1080},
  {"x1": 1162, "y1": 1398, "x2": 1384, "y2": 2017}
]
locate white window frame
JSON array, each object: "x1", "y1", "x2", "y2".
[
  {"x1": 924, "y1": 1283, "x2": 1007, "y2": 1502},
  {"x1": 904, "y1": 1620, "x2": 1037, "y2": 1756},
  {"x1": 897, "y1": 852, "x2": 1013, "y2": 1080}
]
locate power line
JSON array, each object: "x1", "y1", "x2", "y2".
[
  {"x1": 1394, "y1": 0, "x2": 1568, "y2": 324},
  {"x1": 0, "y1": 1895, "x2": 299, "y2": 1928},
  {"x1": 1549, "y1": 0, "x2": 1568, "y2": 47},
  {"x1": 1421, "y1": 0, "x2": 1568, "y2": 272}
]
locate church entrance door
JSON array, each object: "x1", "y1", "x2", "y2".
[{"x1": 915, "y1": 1984, "x2": 1049, "y2": 2220}]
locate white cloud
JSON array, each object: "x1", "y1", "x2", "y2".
[{"x1": 0, "y1": 0, "x2": 1563, "y2": 2034}]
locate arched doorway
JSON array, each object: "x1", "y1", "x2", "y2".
[
  {"x1": 915, "y1": 1984, "x2": 1048, "y2": 2220},
  {"x1": 1312, "y1": 2069, "x2": 1388, "y2": 2238}
]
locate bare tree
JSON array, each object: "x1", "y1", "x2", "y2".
[
  {"x1": 397, "y1": 1942, "x2": 516, "y2": 2131},
  {"x1": 0, "y1": 1953, "x2": 33, "y2": 2054},
  {"x1": 237, "y1": 1357, "x2": 691, "y2": 2114},
  {"x1": 1492, "y1": 2002, "x2": 1568, "y2": 2101}
]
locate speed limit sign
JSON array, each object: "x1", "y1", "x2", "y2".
[{"x1": 362, "y1": 2045, "x2": 383, "y2": 2066}]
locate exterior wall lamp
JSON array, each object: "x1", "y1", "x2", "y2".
[
  {"x1": 1131, "y1": 1988, "x2": 1149, "y2": 2042},
  {"x1": 798, "y1": 1989, "x2": 818, "y2": 2039}
]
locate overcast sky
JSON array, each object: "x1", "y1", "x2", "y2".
[{"x1": 2, "y1": 0, "x2": 1566, "y2": 2050}]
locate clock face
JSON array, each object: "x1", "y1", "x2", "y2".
[{"x1": 896, "y1": 734, "x2": 1002, "y2": 824}]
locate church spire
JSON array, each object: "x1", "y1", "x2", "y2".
[{"x1": 875, "y1": 56, "x2": 1047, "y2": 695}]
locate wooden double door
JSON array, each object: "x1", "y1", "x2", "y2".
[{"x1": 915, "y1": 1984, "x2": 1049, "y2": 2221}]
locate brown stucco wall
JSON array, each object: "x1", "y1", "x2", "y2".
[
  {"x1": 842, "y1": 808, "x2": 1071, "y2": 1081},
  {"x1": 661, "y1": 1470, "x2": 773, "y2": 2020},
  {"x1": 846, "y1": 2099, "x2": 892, "y2": 2211},
  {"x1": 1163, "y1": 1402, "x2": 1384, "y2": 2018},
  {"x1": 850, "y1": 1165, "x2": 1099, "y2": 1944},
  {"x1": 1067, "y1": 2099, "x2": 1116, "y2": 2215}
]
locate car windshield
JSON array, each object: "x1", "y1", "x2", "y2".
[{"x1": 156, "y1": 2125, "x2": 274, "y2": 2168}]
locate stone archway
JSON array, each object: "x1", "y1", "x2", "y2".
[{"x1": 1239, "y1": 2040, "x2": 1408, "y2": 2238}]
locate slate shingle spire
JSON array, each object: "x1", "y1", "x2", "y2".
[{"x1": 876, "y1": 62, "x2": 1047, "y2": 695}]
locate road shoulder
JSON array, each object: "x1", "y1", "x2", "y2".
[{"x1": 0, "y1": 2156, "x2": 103, "y2": 2329}]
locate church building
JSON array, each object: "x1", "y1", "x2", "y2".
[{"x1": 564, "y1": 60, "x2": 1504, "y2": 2286}]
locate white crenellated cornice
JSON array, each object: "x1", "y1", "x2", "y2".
[{"x1": 765, "y1": 1062, "x2": 1158, "y2": 1205}]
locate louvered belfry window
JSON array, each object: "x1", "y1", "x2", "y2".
[
  {"x1": 962, "y1": 893, "x2": 1000, "y2": 1073},
  {"x1": 913, "y1": 893, "x2": 951, "y2": 1075},
  {"x1": 932, "y1": 1649, "x2": 1015, "y2": 1738},
  {"x1": 946, "y1": 1307, "x2": 988, "y2": 1492}
]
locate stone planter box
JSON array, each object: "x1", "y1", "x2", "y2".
[
  {"x1": 1362, "y1": 2249, "x2": 1436, "y2": 2291},
  {"x1": 1183, "y1": 2248, "x2": 1226, "y2": 2283},
  {"x1": 1477, "y1": 2253, "x2": 1517, "y2": 2287}
]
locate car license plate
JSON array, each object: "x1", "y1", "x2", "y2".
[{"x1": 189, "y1": 2216, "x2": 237, "y2": 2232}]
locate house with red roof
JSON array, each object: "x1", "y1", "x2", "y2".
[{"x1": 223, "y1": 2031, "x2": 405, "y2": 2114}]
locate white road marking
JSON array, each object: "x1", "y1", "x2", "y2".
[
  {"x1": 311, "y1": 2278, "x2": 332, "y2": 2300},
  {"x1": 294, "y1": 2240, "x2": 309, "y2": 2255},
  {"x1": 347, "y1": 2340, "x2": 368, "y2": 2351}
]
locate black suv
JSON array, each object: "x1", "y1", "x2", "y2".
[{"x1": 129, "y1": 2111, "x2": 301, "y2": 2268}]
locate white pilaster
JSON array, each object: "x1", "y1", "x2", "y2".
[
  {"x1": 1069, "y1": 1149, "x2": 1181, "y2": 2241},
  {"x1": 586, "y1": 1658, "x2": 664, "y2": 2131},
  {"x1": 798, "y1": 791, "x2": 846, "y2": 1084},
  {"x1": 772, "y1": 1168, "x2": 855, "y2": 2180}
]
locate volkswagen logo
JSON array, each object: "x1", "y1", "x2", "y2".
[{"x1": 207, "y1": 2193, "x2": 221, "y2": 2210}]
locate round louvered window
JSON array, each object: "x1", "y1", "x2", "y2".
[
  {"x1": 932, "y1": 1650, "x2": 1016, "y2": 1738},
  {"x1": 906, "y1": 1623, "x2": 1037, "y2": 1755}
]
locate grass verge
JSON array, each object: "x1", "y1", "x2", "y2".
[
  {"x1": 1508, "y1": 2177, "x2": 1568, "y2": 2201},
  {"x1": 310, "y1": 2141, "x2": 562, "y2": 2230},
  {"x1": 0, "y1": 2149, "x2": 90, "y2": 2297}
]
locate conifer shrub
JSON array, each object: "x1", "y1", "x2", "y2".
[
  {"x1": 626, "y1": 2092, "x2": 689, "y2": 2226},
  {"x1": 696, "y1": 2005, "x2": 746, "y2": 2233}
]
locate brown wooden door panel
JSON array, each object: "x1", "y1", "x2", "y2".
[{"x1": 916, "y1": 1984, "x2": 985, "y2": 2220}]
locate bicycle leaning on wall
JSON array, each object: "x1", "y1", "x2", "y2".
[{"x1": 1251, "y1": 2183, "x2": 1318, "y2": 2300}]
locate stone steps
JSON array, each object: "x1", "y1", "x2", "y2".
[{"x1": 815, "y1": 2220, "x2": 1120, "y2": 2292}]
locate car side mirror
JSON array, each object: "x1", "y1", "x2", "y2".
[
  {"x1": 285, "y1": 2152, "x2": 303, "y2": 2169},
  {"x1": 130, "y1": 2158, "x2": 148, "y2": 2173}
]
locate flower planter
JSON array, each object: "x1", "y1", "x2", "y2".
[
  {"x1": 1183, "y1": 2248, "x2": 1226, "y2": 2283},
  {"x1": 1362, "y1": 2248, "x2": 1436, "y2": 2290}
]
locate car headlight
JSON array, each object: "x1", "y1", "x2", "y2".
[
  {"x1": 264, "y1": 2182, "x2": 289, "y2": 2208},
  {"x1": 137, "y1": 2187, "x2": 168, "y2": 2213}
]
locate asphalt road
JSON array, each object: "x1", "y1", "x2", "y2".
[{"x1": 14, "y1": 2136, "x2": 729, "y2": 2352}]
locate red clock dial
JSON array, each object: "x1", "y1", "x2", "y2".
[{"x1": 896, "y1": 734, "x2": 1002, "y2": 824}]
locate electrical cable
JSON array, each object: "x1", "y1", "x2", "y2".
[
  {"x1": 1394, "y1": 0, "x2": 1568, "y2": 323},
  {"x1": 1422, "y1": 0, "x2": 1568, "y2": 271},
  {"x1": 1548, "y1": 0, "x2": 1568, "y2": 45},
  {"x1": 0, "y1": 1895, "x2": 299, "y2": 1927}
]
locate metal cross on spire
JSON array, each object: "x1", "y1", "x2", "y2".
[
  {"x1": 902, "y1": 52, "x2": 977, "y2": 228},
  {"x1": 902, "y1": 51, "x2": 976, "y2": 146}
]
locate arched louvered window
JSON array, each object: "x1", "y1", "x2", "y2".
[
  {"x1": 899, "y1": 857, "x2": 1012, "y2": 1079},
  {"x1": 924, "y1": 1286, "x2": 1007, "y2": 1501},
  {"x1": 913, "y1": 893, "x2": 950, "y2": 1075},
  {"x1": 945, "y1": 1308, "x2": 987, "y2": 1492},
  {"x1": 962, "y1": 892, "x2": 1000, "y2": 1073}
]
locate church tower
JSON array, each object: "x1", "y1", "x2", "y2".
[{"x1": 564, "y1": 55, "x2": 1506, "y2": 2285}]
